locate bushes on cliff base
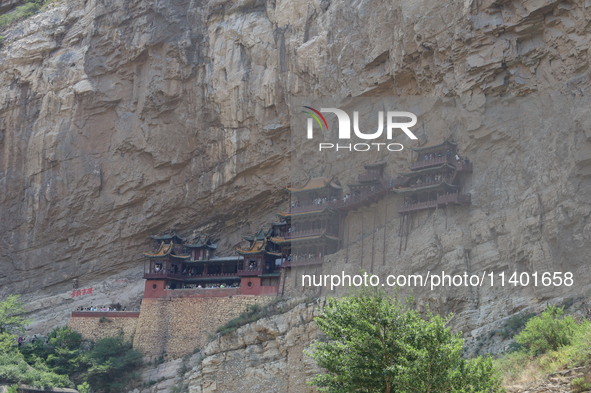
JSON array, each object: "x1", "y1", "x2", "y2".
[
  {"x1": 514, "y1": 306, "x2": 585, "y2": 356},
  {"x1": 496, "y1": 305, "x2": 591, "y2": 385}
]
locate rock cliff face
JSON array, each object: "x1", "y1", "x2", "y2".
[
  {"x1": 128, "y1": 300, "x2": 321, "y2": 393},
  {"x1": 1, "y1": 0, "x2": 591, "y2": 390},
  {"x1": 184, "y1": 300, "x2": 319, "y2": 393}
]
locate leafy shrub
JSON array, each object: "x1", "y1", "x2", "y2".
[
  {"x1": 514, "y1": 306, "x2": 585, "y2": 356},
  {"x1": 536, "y1": 324, "x2": 591, "y2": 373},
  {"x1": 0, "y1": 296, "x2": 141, "y2": 391},
  {"x1": 77, "y1": 382, "x2": 91, "y2": 393},
  {"x1": 497, "y1": 306, "x2": 591, "y2": 384},
  {"x1": 308, "y1": 294, "x2": 503, "y2": 393}
]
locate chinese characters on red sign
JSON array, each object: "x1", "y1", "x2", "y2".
[{"x1": 71, "y1": 287, "x2": 93, "y2": 297}]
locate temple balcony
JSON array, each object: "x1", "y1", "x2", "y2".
[
  {"x1": 401, "y1": 178, "x2": 447, "y2": 190},
  {"x1": 286, "y1": 184, "x2": 389, "y2": 214},
  {"x1": 281, "y1": 229, "x2": 327, "y2": 239},
  {"x1": 144, "y1": 271, "x2": 185, "y2": 280},
  {"x1": 398, "y1": 192, "x2": 471, "y2": 214},
  {"x1": 398, "y1": 199, "x2": 438, "y2": 213},
  {"x1": 144, "y1": 271, "x2": 239, "y2": 280},
  {"x1": 410, "y1": 155, "x2": 453, "y2": 170},
  {"x1": 288, "y1": 201, "x2": 335, "y2": 214}
]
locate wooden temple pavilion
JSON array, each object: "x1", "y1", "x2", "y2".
[
  {"x1": 235, "y1": 229, "x2": 282, "y2": 295},
  {"x1": 394, "y1": 139, "x2": 472, "y2": 251},
  {"x1": 144, "y1": 233, "x2": 249, "y2": 297},
  {"x1": 271, "y1": 177, "x2": 341, "y2": 268},
  {"x1": 337, "y1": 162, "x2": 390, "y2": 211},
  {"x1": 395, "y1": 139, "x2": 472, "y2": 213}
]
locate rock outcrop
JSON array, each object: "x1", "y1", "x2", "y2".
[{"x1": 184, "y1": 300, "x2": 320, "y2": 393}]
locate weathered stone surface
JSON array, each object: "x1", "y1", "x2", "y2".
[
  {"x1": 185, "y1": 301, "x2": 320, "y2": 393},
  {"x1": 133, "y1": 295, "x2": 267, "y2": 359},
  {"x1": 68, "y1": 313, "x2": 139, "y2": 342}
]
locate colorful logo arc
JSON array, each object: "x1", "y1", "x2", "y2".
[{"x1": 302, "y1": 106, "x2": 329, "y2": 130}]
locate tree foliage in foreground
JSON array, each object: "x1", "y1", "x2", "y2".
[
  {"x1": 308, "y1": 295, "x2": 503, "y2": 393},
  {"x1": 20, "y1": 329, "x2": 143, "y2": 393},
  {"x1": 20, "y1": 326, "x2": 91, "y2": 382},
  {"x1": 0, "y1": 295, "x2": 74, "y2": 389},
  {"x1": 0, "y1": 295, "x2": 143, "y2": 392}
]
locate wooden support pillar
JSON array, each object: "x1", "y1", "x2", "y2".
[
  {"x1": 361, "y1": 213, "x2": 365, "y2": 267},
  {"x1": 404, "y1": 214, "x2": 410, "y2": 251},
  {"x1": 383, "y1": 198, "x2": 388, "y2": 265},
  {"x1": 398, "y1": 214, "x2": 405, "y2": 255},
  {"x1": 371, "y1": 207, "x2": 376, "y2": 272}
]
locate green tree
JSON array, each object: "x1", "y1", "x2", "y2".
[
  {"x1": 0, "y1": 295, "x2": 74, "y2": 389},
  {"x1": 46, "y1": 327, "x2": 89, "y2": 377},
  {"x1": 20, "y1": 326, "x2": 90, "y2": 382},
  {"x1": 0, "y1": 295, "x2": 28, "y2": 334},
  {"x1": 514, "y1": 306, "x2": 585, "y2": 356},
  {"x1": 85, "y1": 335, "x2": 143, "y2": 393},
  {"x1": 308, "y1": 294, "x2": 502, "y2": 393}
]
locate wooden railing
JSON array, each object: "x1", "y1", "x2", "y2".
[
  {"x1": 398, "y1": 199, "x2": 438, "y2": 213},
  {"x1": 144, "y1": 272, "x2": 185, "y2": 280},
  {"x1": 144, "y1": 271, "x2": 238, "y2": 279},
  {"x1": 287, "y1": 202, "x2": 334, "y2": 214},
  {"x1": 398, "y1": 193, "x2": 471, "y2": 213},
  {"x1": 71, "y1": 311, "x2": 140, "y2": 318},
  {"x1": 279, "y1": 229, "x2": 325, "y2": 239},
  {"x1": 403, "y1": 177, "x2": 452, "y2": 189},
  {"x1": 286, "y1": 183, "x2": 389, "y2": 215}
]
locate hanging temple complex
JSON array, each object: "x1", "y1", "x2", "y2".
[{"x1": 68, "y1": 139, "x2": 473, "y2": 357}]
